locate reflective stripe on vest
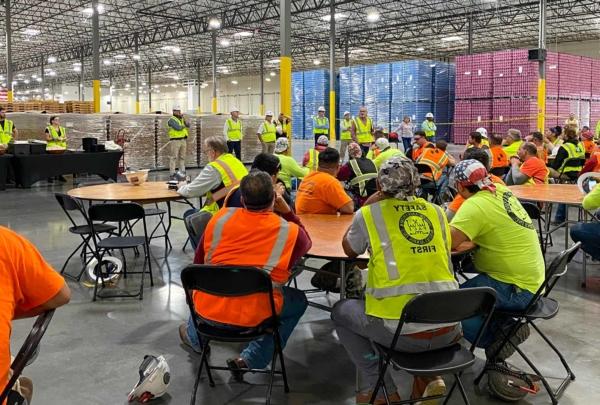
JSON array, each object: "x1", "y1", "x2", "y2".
[
  {"x1": 46, "y1": 126, "x2": 67, "y2": 148},
  {"x1": 203, "y1": 154, "x2": 248, "y2": 213},
  {"x1": 168, "y1": 116, "x2": 188, "y2": 139},
  {"x1": 205, "y1": 208, "x2": 236, "y2": 263},
  {"x1": 262, "y1": 121, "x2": 277, "y2": 143},
  {"x1": 423, "y1": 121, "x2": 436, "y2": 137},
  {"x1": 417, "y1": 149, "x2": 448, "y2": 181},
  {"x1": 226, "y1": 118, "x2": 242, "y2": 141},
  {"x1": 354, "y1": 117, "x2": 373, "y2": 144},
  {"x1": 559, "y1": 142, "x2": 585, "y2": 173},
  {"x1": 0, "y1": 120, "x2": 14, "y2": 144},
  {"x1": 340, "y1": 119, "x2": 352, "y2": 140},
  {"x1": 307, "y1": 149, "x2": 319, "y2": 172},
  {"x1": 349, "y1": 159, "x2": 377, "y2": 197},
  {"x1": 313, "y1": 117, "x2": 328, "y2": 135}
]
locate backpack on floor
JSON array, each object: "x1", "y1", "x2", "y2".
[{"x1": 486, "y1": 361, "x2": 540, "y2": 402}]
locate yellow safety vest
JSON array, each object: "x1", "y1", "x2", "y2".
[
  {"x1": 261, "y1": 120, "x2": 277, "y2": 143},
  {"x1": 422, "y1": 120, "x2": 436, "y2": 138},
  {"x1": 503, "y1": 140, "x2": 522, "y2": 157},
  {"x1": 354, "y1": 117, "x2": 374, "y2": 144},
  {"x1": 361, "y1": 198, "x2": 458, "y2": 319},
  {"x1": 168, "y1": 116, "x2": 189, "y2": 140},
  {"x1": 46, "y1": 126, "x2": 67, "y2": 149},
  {"x1": 349, "y1": 158, "x2": 377, "y2": 197},
  {"x1": 0, "y1": 119, "x2": 14, "y2": 145},
  {"x1": 340, "y1": 119, "x2": 352, "y2": 141},
  {"x1": 559, "y1": 142, "x2": 585, "y2": 174},
  {"x1": 313, "y1": 117, "x2": 329, "y2": 135},
  {"x1": 226, "y1": 118, "x2": 242, "y2": 141},
  {"x1": 202, "y1": 153, "x2": 249, "y2": 214},
  {"x1": 306, "y1": 148, "x2": 319, "y2": 172}
]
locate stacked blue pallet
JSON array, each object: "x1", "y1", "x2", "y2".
[
  {"x1": 292, "y1": 71, "x2": 304, "y2": 139},
  {"x1": 303, "y1": 69, "x2": 330, "y2": 140},
  {"x1": 350, "y1": 66, "x2": 365, "y2": 117},
  {"x1": 433, "y1": 62, "x2": 451, "y2": 140},
  {"x1": 391, "y1": 61, "x2": 433, "y2": 130},
  {"x1": 339, "y1": 67, "x2": 352, "y2": 122},
  {"x1": 364, "y1": 63, "x2": 392, "y2": 131}
]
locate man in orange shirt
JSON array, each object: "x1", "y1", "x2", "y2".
[
  {"x1": 446, "y1": 148, "x2": 505, "y2": 220},
  {"x1": 489, "y1": 133, "x2": 509, "y2": 169},
  {"x1": 528, "y1": 131, "x2": 549, "y2": 163},
  {"x1": 295, "y1": 148, "x2": 354, "y2": 215},
  {"x1": 506, "y1": 142, "x2": 548, "y2": 185},
  {"x1": 581, "y1": 126, "x2": 595, "y2": 158},
  {"x1": 410, "y1": 130, "x2": 434, "y2": 161},
  {"x1": 1, "y1": 227, "x2": 71, "y2": 404}
]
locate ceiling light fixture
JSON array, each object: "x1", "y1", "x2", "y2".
[
  {"x1": 208, "y1": 17, "x2": 221, "y2": 29},
  {"x1": 22, "y1": 28, "x2": 40, "y2": 36},
  {"x1": 114, "y1": 54, "x2": 126, "y2": 59},
  {"x1": 320, "y1": 13, "x2": 347, "y2": 22},
  {"x1": 313, "y1": 59, "x2": 321, "y2": 65},
  {"x1": 416, "y1": 47, "x2": 425, "y2": 52},
  {"x1": 36, "y1": 78, "x2": 43, "y2": 82},
  {"x1": 132, "y1": 54, "x2": 141, "y2": 60},
  {"x1": 366, "y1": 10, "x2": 380, "y2": 22},
  {"x1": 48, "y1": 71, "x2": 57, "y2": 77},
  {"x1": 219, "y1": 39, "x2": 231, "y2": 47},
  {"x1": 73, "y1": 66, "x2": 81, "y2": 72},
  {"x1": 103, "y1": 59, "x2": 112, "y2": 65},
  {"x1": 265, "y1": 78, "x2": 271, "y2": 82},
  {"x1": 47, "y1": 56, "x2": 57, "y2": 63},
  {"x1": 233, "y1": 31, "x2": 252, "y2": 38},
  {"x1": 441, "y1": 35, "x2": 463, "y2": 42},
  {"x1": 270, "y1": 72, "x2": 276, "y2": 77},
  {"x1": 269, "y1": 59, "x2": 280, "y2": 64},
  {"x1": 231, "y1": 80, "x2": 238, "y2": 84}
]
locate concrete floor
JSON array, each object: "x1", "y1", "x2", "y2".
[{"x1": 3, "y1": 153, "x2": 600, "y2": 404}]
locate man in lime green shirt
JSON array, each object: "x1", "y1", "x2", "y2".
[
  {"x1": 273, "y1": 137, "x2": 308, "y2": 190},
  {"x1": 502, "y1": 128, "x2": 523, "y2": 158},
  {"x1": 449, "y1": 159, "x2": 544, "y2": 361},
  {"x1": 371, "y1": 138, "x2": 404, "y2": 169},
  {"x1": 570, "y1": 182, "x2": 600, "y2": 262}
]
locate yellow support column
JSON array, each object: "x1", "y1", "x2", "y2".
[
  {"x1": 7, "y1": 91, "x2": 13, "y2": 102},
  {"x1": 280, "y1": 56, "x2": 292, "y2": 155},
  {"x1": 93, "y1": 79, "x2": 101, "y2": 113},
  {"x1": 537, "y1": 78, "x2": 546, "y2": 132},
  {"x1": 135, "y1": 101, "x2": 140, "y2": 114},
  {"x1": 329, "y1": 90, "x2": 336, "y2": 144},
  {"x1": 259, "y1": 104, "x2": 265, "y2": 116},
  {"x1": 211, "y1": 97, "x2": 218, "y2": 114}
]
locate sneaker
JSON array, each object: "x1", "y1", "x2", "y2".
[
  {"x1": 16, "y1": 376, "x2": 33, "y2": 404},
  {"x1": 355, "y1": 391, "x2": 401, "y2": 404},
  {"x1": 413, "y1": 376, "x2": 446, "y2": 405},
  {"x1": 486, "y1": 323, "x2": 531, "y2": 361},
  {"x1": 178, "y1": 323, "x2": 208, "y2": 355},
  {"x1": 226, "y1": 358, "x2": 248, "y2": 382}
]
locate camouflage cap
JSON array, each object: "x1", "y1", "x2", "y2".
[{"x1": 378, "y1": 155, "x2": 421, "y2": 200}]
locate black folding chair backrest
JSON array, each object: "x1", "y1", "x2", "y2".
[
  {"x1": 55, "y1": 193, "x2": 88, "y2": 225},
  {"x1": 415, "y1": 163, "x2": 434, "y2": 176},
  {"x1": 0, "y1": 310, "x2": 55, "y2": 403},
  {"x1": 541, "y1": 242, "x2": 581, "y2": 297},
  {"x1": 490, "y1": 166, "x2": 510, "y2": 177},
  {"x1": 181, "y1": 265, "x2": 277, "y2": 327},
  {"x1": 88, "y1": 202, "x2": 145, "y2": 222},
  {"x1": 522, "y1": 202, "x2": 541, "y2": 220},
  {"x1": 184, "y1": 211, "x2": 213, "y2": 250},
  {"x1": 392, "y1": 287, "x2": 497, "y2": 352}
]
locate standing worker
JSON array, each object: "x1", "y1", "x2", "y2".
[
  {"x1": 421, "y1": 112, "x2": 437, "y2": 141},
  {"x1": 167, "y1": 105, "x2": 189, "y2": 180},
  {"x1": 313, "y1": 106, "x2": 329, "y2": 146},
  {"x1": 275, "y1": 112, "x2": 292, "y2": 139},
  {"x1": 339, "y1": 111, "x2": 353, "y2": 161},
  {"x1": 45, "y1": 116, "x2": 67, "y2": 150},
  {"x1": 257, "y1": 110, "x2": 277, "y2": 154},
  {"x1": 223, "y1": 106, "x2": 243, "y2": 160},
  {"x1": 351, "y1": 107, "x2": 374, "y2": 156},
  {"x1": 0, "y1": 107, "x2": 17, "y2": 146}
]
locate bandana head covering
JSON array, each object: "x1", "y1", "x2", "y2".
[
  {"x1": 453, "y1": 159, "x2": 496, "y2": 194},
  {"x1": 274, "y1": 137, "x2": 289, "y2": 153},
  {"x1": 378, "y1": 156, "x2": 421, "y2": 200},
  {"x1": 347, "y1": 142, "x2": 362, "y2": 159},
  {"x1": 317, "y1": 135, "x2": 329, "y2": 146}
]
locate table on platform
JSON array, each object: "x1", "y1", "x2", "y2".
[
  {"x1": 12, "y1": 150, "x2": 122, "y2": 188},
  {"x1": 0, "y1": 154, "x2": 12, "y2": 190},
  {"x1": 297, "y1": 213, "x2": 476, "y2": 310}
]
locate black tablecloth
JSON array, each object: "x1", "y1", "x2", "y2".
[
  {"x1": 12, "y1": 151, "x2": 123, "y2": 188},
  {"x1": 0, "y1": 154, "x2": 12, "y2": 190}
]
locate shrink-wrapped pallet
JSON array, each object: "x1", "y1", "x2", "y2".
[{"x1": 109, "y1": 114, "x2": 157, "y2": 170}]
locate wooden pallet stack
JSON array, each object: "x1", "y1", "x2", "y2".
[
  {"x1": 65, "y1": 101, "x2": 94, "y2": 114},
  {"x1": 0, "y1": 102, "x2": 14, "y2": 112},
  {"x1": 42, "y1": 101, "x2": 67, "y2": 113}
]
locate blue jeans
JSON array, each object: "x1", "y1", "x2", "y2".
[
  {"x1": 227, "y1": 140, "x2": 241, "y2": 160},
  {"x1": 460, "y1": 273, "x2": 534, "y2": 348},
  {"x1": 554, "y1": 204, "x2": 567, "y2": 223},
  {"x1": 401, "y1": 138, "x2": 412, "y2": 154},
  {"x1": 571, "y1": 223, "x2": 600, "y2": 261},
  {"x1": 187, "y1": 286, "x2": 308, "y2": 369}
]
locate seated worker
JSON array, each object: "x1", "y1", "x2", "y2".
[
  {"x1": 580, "y1": 147, "x2": 600, "y2": 175},
  {"x1": 581, "y1": 126, "x2": 595, "y2": 158},
  {"x1": 372, "y1": 138, "x2": 404, "y2": 169},
  {"x1": 548, "y1": 127, "x2": 585, "y2": 180},
  {"x1": 446, "y1": 147, "x2": 505, "y2": 221},
  {"x1": 410, "y1": 130, "x2": 434, "y2": 161},
  {"x1": 475, "y1": 127, "x2": 490, "y2": 147},
  {"x1": 295, "y1": 147, "x2": 354, "y2": 215},
  {"x1": 463, "y1": 131, "x2": 492, "y2": 162},
  {"x1": 180, "y1": 171, "x2": 311, "y2": 380},
  {"x1": 417, "y1": 139, "x2": 455, "y2": 197},
  {"x1": 502, "y1": 128, "x2": 523, "y2": 158},
  {"x1": 505, "y1": 142, "x2": 549, "y2": 185},
  {"x1": 546, "y1": 126, "x2": 563, "y2": 154},
  {"x1": 273, "y1": 138, "x2": 308, "y2": 190},
  {"x1": 450, "y1": 160, "x2": 544, "y2": 360},
  {"x1": 333, "y1": 156, "x2": 460, "y2": 404},
  {"x1": 365, "y1": 127, "x2": 389, "y2": 160},
  {"x1": 1, "y1": 227, "x2": 71, "y2": 405},
  {"x1": 570, "y1": 181, "x2": 600, "y2": 261},
  {"x1": 178, "y1": 136, "x2": 248, "y2": 215},
  {"x1": 303, "y1": 135, "x2": 329, "y2": 172},
  {"x1": 337, "y1": 142, "x2": 378, "y2": 208},
  {"x1": 224, "y1": 153, "x2": 293, "y2": 210},
  {"x1": 45, "y1": 115, "x2": 67, "y2": 150},
  {"x1": 489, "y1": 133, "x2": 509, "y2": 170},
  {"x1": 528, "y1": 131, "x2": 549, "y2": 163}
]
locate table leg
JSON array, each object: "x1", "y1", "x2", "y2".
[
  {"x1": 165, "y1": 201, "x2": 173, "y2": 255},
  {"x1": 565, "y1": 205, "x2": 569, "y2": 250},
  {"x1": 340, "y1": 260, "x2": 346, "y2": 300}
]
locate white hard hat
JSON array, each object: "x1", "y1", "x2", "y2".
[
  {"x1": 172, "y1": 105, "x2": 181, "y2": 111},
  {"x1": 265, "y1": 110, "x2": 273, "y2": 116},
  {"x1": 425, "y1": 112, "x2": 434, "y2": 118},
  {"x1": 230, "y1": 106, "x2": 240, "y2": 113},
  {"x1": 375, "y1": 138, "x2": 390, "y2": 150},
  {"x1": 343, "y1": 111, "x2": 350, "y2": 116},
  {"x1": 318, "y1": 106, "x2": 326, "y2": 112},
  {"x1": 476, "y1": 127, "x2": 488, "y2": 138},
  {"x1": 128, "y1": 355, "x2": 170, "y2": 403}
]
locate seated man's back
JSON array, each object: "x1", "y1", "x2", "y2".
[{"x1": 295, "y1": 147, "x2": 354, "y2": 214}]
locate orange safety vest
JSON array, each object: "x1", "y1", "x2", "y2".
[
  {"x1": 593, "y1": 151, "x2": 600, "y2": 172},
  {"x1": 417, "y1": 148, "x2": 449, "y2": 181},
  {"x1": 412, "y1": 142, "x2": 434, "y2": 161},
  {"x1": 194, "y1": 208, "x2": 299, "y2": 327},
  {"x1": 583, "y1": 139, "x2": 595, "y2": 156},
  {"x1": 490, "y1": 146, "x2": 509, "y2": 168}
]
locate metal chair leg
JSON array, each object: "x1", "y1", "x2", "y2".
[
  {"x1": 266, "y1": 340, "x2": 279, "y2": 405},
  {"x1": 275, "y1": 331, "x2": 290, "y2": 393},
  {"x1": 530, "y1": 321, "x2": 575, "y2": 380},
  {"x1": 455, "y1": 375, "x2": 471, "y2": 405},
  {"x1": 190, "y1": 341, "x2": 209, "y2": 405}
]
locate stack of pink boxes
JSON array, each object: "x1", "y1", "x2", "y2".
[{"x1": 453, "y1": 49, "x2": 600, "y2": 144}]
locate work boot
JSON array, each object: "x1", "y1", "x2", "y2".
[
  {"x1": 178, "y1": 323, "x2": 208, "y2": 355},
  {"x1": 355, "y1": 390, "x2": 401, "y2": 404},
  {"x1": 17, "y1": 376, "x2": 33, "y2": 404},
  {"x1": 226, "y1": 357, "x2": 248, "y2": 382},
  {"x1": 486, "y1": 322, "x2": 531, "y2": 361},
  {"x1": 412, "y1": 376, "x2": 446, "y2": 404}
]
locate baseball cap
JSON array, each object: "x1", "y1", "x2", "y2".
[
  {"x1": 274, "y1": 137, "x2": 289, "y2": 153},
  {"x1": 378, "y1": 156, "x2": 420, "y2": 200},
  {"x1": 318, "y1": 106, "x2": 326, "y2": 112}
]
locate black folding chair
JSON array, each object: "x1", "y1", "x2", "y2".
[
  {"x1": 415, "y1": 164, "x2": 441, "y2": 204},
  {"x1": 489, "y1": 166, "x2": 510, "y2": 177},
  {"x1": 88, "y1": 203, "x2": 153, "y2": 301},
  {"x1": 0, "y1": 310, "x2": 55, "y2": 404},
  {"x1": 557, "y1": 159, "x2": 585, "y2": 184},
  {"x1": 522, "y1": 202, "x2": 549, "y2": 255},
  {"x1": 369, "y1": 287, "x2": 497, "y2": 405},
  {"x1": 181, "y1": 265, "x2": 290, "y2": 405},
  {"x1": 474, "y1": 242, "x2": 581, "y2": 405},
  {"x1": 184, "y1": 211, "x2": 213, "y2": 251},
  {"x1": 55, "y1": 193, "x2": 117, "y2": 281}
]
